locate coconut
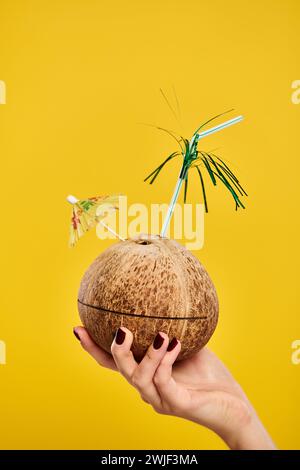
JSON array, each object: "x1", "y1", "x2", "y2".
[{"x1": 78, "y1": 234, "x2": 218, "y2": 362}]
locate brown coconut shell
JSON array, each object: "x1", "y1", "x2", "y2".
[{"x1": 78, "y1": 234, "x2": 218, "y2": 362}]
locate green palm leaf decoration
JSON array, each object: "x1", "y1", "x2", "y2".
[{"x1": 144, "y1": 111, "x2": 247, "y2": 219}]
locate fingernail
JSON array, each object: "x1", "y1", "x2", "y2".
[
  {"x1": 73, "y1": 328, "x2": 80, "y2": 341},
  {"x1": 115, "y1": 328, "x2": 126, "y2": 345},
  {"x1": 153, "y1": 332, "x2": 164, "y2": 350},
  {"x1": 167, "y1": 337, "x2": 178, "y2": 351}
]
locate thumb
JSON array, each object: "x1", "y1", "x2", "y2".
[{"x1": 73, "y1": 326, "x2": 118, "y2": 371}]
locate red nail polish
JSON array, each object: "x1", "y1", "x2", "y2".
[
  {"x1": 167, "y1": 337, "x2": 178, "y2": 351},
  {"x1": 73, "y1": 328, "x2": 80, "y2": 341},
  {"x1": 153, "y1": 333, "x2": 164, "y2": 349},
  {"x1": 115, "y1": 328, "x2": 126, "y2": 345}
]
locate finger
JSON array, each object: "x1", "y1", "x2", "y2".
[
  {"x1": 111, "y1": 327, "x2": 138, "y2": 381},
  {"x1": 153, "y1": 338, "x2": 185, "y2": 407},
  {"x1": 73, "y1": 326, "x2": 118, "y2": 371},
  {"x1": 131, "y1": 332, "x2": 169, "y2": 406}
]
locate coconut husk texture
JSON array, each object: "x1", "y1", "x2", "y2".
[{"x1": 78, "y1": 234, "x2": 219, "y2": 362}]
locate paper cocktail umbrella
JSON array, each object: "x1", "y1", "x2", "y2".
[{"x1": 67, "y1": 194, "x2": 124, "y2": 246}]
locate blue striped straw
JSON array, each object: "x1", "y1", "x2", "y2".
[{"x1": 195, "y1": 115, "x2": 243, "y2": 141}]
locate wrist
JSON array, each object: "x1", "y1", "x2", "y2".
[{"x1": 222, "y1": 408, "x2": 276, "y2": 450}]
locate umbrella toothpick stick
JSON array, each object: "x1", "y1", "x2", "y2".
[
  {"x1": 160, "y1": 115, "x2": 244, "y2": 237},
  {"x1": 99, "y1": 219, "x2": 125, "y2": 240}
]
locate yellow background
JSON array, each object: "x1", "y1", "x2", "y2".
[{"x1": 0, "y1": 0, "x2": 299, "y2": 450}]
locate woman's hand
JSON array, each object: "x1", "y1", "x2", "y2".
[{"x1": 73, "y1": 326, "x2": 276, "y2": 450}]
